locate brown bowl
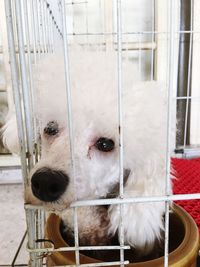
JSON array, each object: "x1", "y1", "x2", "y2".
[{"x1": 46, "y1": 204, "x2": 199, "y2": 267}]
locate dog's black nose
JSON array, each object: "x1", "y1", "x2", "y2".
[{"x1": 31, "y1": 168, "x2": 69, "y2": 202}]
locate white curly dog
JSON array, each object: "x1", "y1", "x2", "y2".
[{"x1": 2, "y1": 48, "x2": 170, "y2": 259}]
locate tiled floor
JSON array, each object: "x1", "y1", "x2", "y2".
[
  {"x1": 0, "y1": 155, "x2": 46, "y2": 267},
  {"x1": 0, "y1": 184, "x2": 29, "y2": 266}
]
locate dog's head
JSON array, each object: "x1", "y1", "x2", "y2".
[
  {"x1": 30, "y1": 113, "x2": 122, "y2": 210},
  {"x1": 27, "y1": 51, "x2": 166, "y2": 211},
  {"x1": 29, "y1": 50, "x2": 129, "y2": 210}
]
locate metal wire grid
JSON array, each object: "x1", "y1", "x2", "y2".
[
  {"x1": 4, "y1": 0, "x2": 200, "y2": 267},
  {"x1": 5, "y1": 0, "x2": 61, "y2": 265},
  {"x1": 175, "y1": 0, "x2": 200, "y2": 156}
]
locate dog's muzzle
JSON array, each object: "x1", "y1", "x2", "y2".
[{"x1": 31, "y1": 168, "x2": 69, "y2": 202}]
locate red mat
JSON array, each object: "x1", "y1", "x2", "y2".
[{"x1": 172, "y1": 158, "x2": 200, "y2": 231}]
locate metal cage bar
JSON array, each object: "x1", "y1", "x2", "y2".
[
  {"x1": 116, "y1": 1, "x2": 126, "y2": 266},
  {"x1": 4, "y1": 0, "x2": 28, "y2": 180},
  {"x1": 183, "y1": 0, "x2": 194, "y2": 148},
  {"x1": 15, "y1": 0, "x2": 34, "y2": 171},
  {"x1": 164, "y1": 0, "x2": 176, "y2": 265},
  {"x1": 3, "y1": 1, "x2": 200, "y2": 267},
  {"x1": 61, "y1": 0, "x2": 80, "y2": 265},
  {"x1": 176, "y1": 0, "x2": 193, "y2": 148},
  {"x1": 4, "y1": 1, "x2": 63, "y2": 266}
]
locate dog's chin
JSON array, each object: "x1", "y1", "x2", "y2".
[{"x1": 44, "y1": 200, "x2": 70, "y2": 213}]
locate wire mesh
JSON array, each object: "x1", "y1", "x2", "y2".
[{"x1": 3, "y1": 0, "x2": 200, "y2": 267}]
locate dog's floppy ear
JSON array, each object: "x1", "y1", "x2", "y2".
[
  {"x1": 108, "y1": 198, "x2": 165, "y2": 255},
  {"x1": 108, "y1": 169, "x2": 165, "y2": 255},
  {"x1": 1, "y1": 113, "x2": 19, "y2": 154}
]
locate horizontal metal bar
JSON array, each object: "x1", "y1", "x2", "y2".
[
  {"x1": 0, "y1": 30, "x2": 194, "y2": 54},
  {"x1": 71, "y1": 194, "x2": 200, "y2": 207},
  {"x1": 25, "y1": 193, "x2": 200, "y2": 211},
  {"x1": 1, "y1": 31, "x2": 198, "y2": 54},
  {"x1": 115, "y1": 42, "x2": 157, "y2": 51},
  {"x1": 65, "y1": 1, "x2": 88, "y2": 4},
  {"x1": 0, "y1": 41, "x2": 156, "y2": 53},
  {"x1": 175, "y1": 96, "x2": 200, "y2": 100},
  {"x1": 57, "y1": 261, "x2": 129, "y2": 267},
  {"x1": 27, "y1": 245, "x2": 130, "y2": 253},
  {"x1": 175, "y1": 147, "x2": 200, "y2": 158},
  {"x1": 76, "y1": 43, "x2": 156, "y2": 51},
  {"x1": 0, "y1": 45, "x2": 52, "y2": 53},
  {"x1": 54, "y1": 30, "x2": 200, "y2": 36}
]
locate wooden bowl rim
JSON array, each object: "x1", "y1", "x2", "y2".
[{"x1": 46, "y1": 204, "x2": 199, "y2": 267}]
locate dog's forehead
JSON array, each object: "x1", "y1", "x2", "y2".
[
  {"x1": 74, "y1": 114, "x2": 119, "y2": 142},
  {"x1": 42, "y1": 107, "x2": 118, "y2": 144}
]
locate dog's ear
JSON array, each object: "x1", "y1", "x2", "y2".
[
  {"x1": 1, "y1": 113, "x2": 20, "y2": 154},
  {"x1": 108, "y1": 202, "x2": 164, "y2": 255},
  {"x1": 108, "y1": 192, "x2": 165, "y2": 255}
]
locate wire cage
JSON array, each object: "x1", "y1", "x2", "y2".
[{"x1": 3, "y1": 0, "x2": 200, "y2": 266}]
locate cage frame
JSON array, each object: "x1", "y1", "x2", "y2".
[{"x1": 3, "y1": 0, "x2": 200, "y2": 267}]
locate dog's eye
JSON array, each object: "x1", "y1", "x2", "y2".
[
  {"x1": 95, "y1": 137, "x2": 115, "y2": 152},
  {"x1": 44, "y1": 121, "x2": 59, "y2": 136}
]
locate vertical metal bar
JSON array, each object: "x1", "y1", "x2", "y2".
[
  {"x1": 36, "y1": 209, "x2": 45, "y2": 266},
  {"x1": 138, "y1": 33, "x2": 142, "y2": 80},
  {"x1": 39, "y1": 0, "x2": 44, "y2": 54},
  {"x1": 36, "y1": 0, "x2": 41, "y2": 58},
  {"x1": 46, "y1": 3, "x2": 51, "y2": 53},
  {"x1": 10, "y1": 0, "x2": 17, "y2": 50},
  {"x1": 150, "y1": 0, "x2": 155, "y2": 80},
  {"x1": 52, "y1": 14, "x2": 56, "y2": 52},
  {"x1": 164, "y1": 201, "x2": 170, "y2": 267},
  {"x1": 45, "y1": 1, "x2": 49, "y2": 53},
  {"x1": 15, "y1": 0, "x2": 34, "y2": 172},
  {"x1": 85, "y1": 1, "x2": 89, "y2": 48},
  {"x1": 166, "y1": 0, "x2": 174, "y2": 211},
  {"x1": 41, "y1": 0, "x2": 47, "y2": 53},
  {"x1": 26, "y1": 209, "x2": 40, "y2": 267},
  {"x1": 116, "y1": 0, "x2": 124, "y2": 200},
  {"x1": 61, "y1": 0, "x2": 80, "y2": 265},
  {"x1": 5, "y1": 2, "x2": 39, "y2": 266},
  {"x1": 35, "y1": 210, "x2": 42, "y2": 267},
  {"x1": 164, "y1": 0, "x2": 175, "y2": 266},
  {"x1": 23, "y1": 0, "x2": 37, "y2": 145},
  {"x1": 73, "y1": 207, "x2": 80, "y2": 265},
  {"x1": 4, "y1": 0, "x2": 28, "y2": 181},
  {"x1": 40, "y1": 209, "x2": 45, "y2": 241},
  {"x1": 183, "y1": 0, "x2": 193, "y2": 147},
  {"x1": 50, "y1": 11, "x2": 54, "y2": 52},
  {"x1": 116, "y1": 0, "x2": 125, "y2": 266},
  {"x1": 31, "y1": 0, "x2": 42, "y2": 162},
  {"x1": 31, "y1": 0, "x2": 37, "y2": 64},
  {"x1": 61, "y1": 0, "x2": 75, "y2": 197},
  {"x1": 176, "y1": 0, "x2": 192, "y2": 147}
]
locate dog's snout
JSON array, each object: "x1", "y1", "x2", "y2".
[{"x1": 31, "y1": 168, "x2": 69, "y2": 202}]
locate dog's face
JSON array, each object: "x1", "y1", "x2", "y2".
[
  {"x1": 29, "y1": 80, "x2": 167, "y2": 213},
  {"x1": 28, "y1": 51, "x2": 135, "y2": 211},
  {"x1": 30, "y1": 109, "x2": 123, "y2": 211}
]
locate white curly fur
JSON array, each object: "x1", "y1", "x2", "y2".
[{"x1": 2, "y1": 47, "x2": 171, "y2": 255}]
